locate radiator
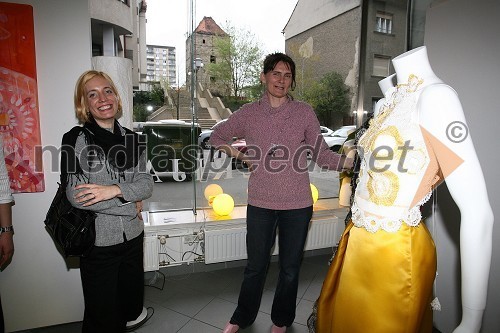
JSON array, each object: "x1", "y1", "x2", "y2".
[
  {"x1": 204, "y1": 226, "x2": 248, "y2": 264},
  {"x1": 144, "y1": 235, "x2": 159, "y2": 272},
  {"x1": 204, "y1": 216, "x2": 341, "y2": 264}
]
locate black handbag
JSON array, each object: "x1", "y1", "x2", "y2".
[{"x1": 44, "y1": 181, "x2": 96, "y2": 257}]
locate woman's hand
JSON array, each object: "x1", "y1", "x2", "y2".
[
  {"x1": 0, "y1": 232, "x2": 14, "y2": 269},
  {"x1": 341, "y1": 148, "x2": 357, "y2": 170},
  {"x1": 135, "y1": 201, "x2": 143, "y2": 220},
  {"x1": 74, "y1": 183, "x2": 122, "y2": 207}
]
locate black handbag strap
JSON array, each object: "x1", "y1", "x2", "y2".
[{"x1": 60, "y1": 126, "x2": 90, "y2": 186}]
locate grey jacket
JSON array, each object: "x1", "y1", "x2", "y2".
[{"x1": 65, "y1": 131, "x2": 154, "y2": 247}]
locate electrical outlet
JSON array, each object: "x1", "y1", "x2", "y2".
[{"x1": 184, "y1": 235, "x2": 198, "y2": 244}]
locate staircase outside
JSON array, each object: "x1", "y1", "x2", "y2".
[{"x1": 148, "y1": 84, "x2": 231, "y2": 131}]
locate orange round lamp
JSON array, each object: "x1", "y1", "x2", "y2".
[{"x1": 204, "y1": 184, "x2": 223, "y2": 200}]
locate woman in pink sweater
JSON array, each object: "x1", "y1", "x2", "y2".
[{"x1": 210, "y1": 52, "x2": 352, "y2": 333}]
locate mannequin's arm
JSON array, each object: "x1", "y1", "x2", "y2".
[{"x1": 419, "y1": 85, "x2": 494, "y2": 333}]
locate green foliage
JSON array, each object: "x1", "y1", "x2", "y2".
[
  {"x1": 149, "y1": 85, "x2": 166, "y2": 106},
  {"x1": 133, "y1": 85, "x2": 166, "y2": 122},
  {"x1": 220, "y1": 96, "x2": 251, "y2": 112},
  {"x1": 302, "y1": 72, "x2": 351, "y2": 127},
  {"x1": 205, "y1": 22, "x2": 264, "y2": 98},
  {"x1": 133, "y1": 104, "x2": 150, "y2": 122},
  {"x1": 242, "y1": 83, "x2": 265, "y2": 101},
  {"x1": 133, "y1": 90, "x2": 151, "y2": 105}
]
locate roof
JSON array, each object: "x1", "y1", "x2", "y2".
[{"x1": 194, "y1": 16, "x2": 228, "y2": 36}]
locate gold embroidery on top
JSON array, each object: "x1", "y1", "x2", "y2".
[
  {"x1": 359, "y1": 74, "x2": 424, "y2": 153},
  {"x1": 367, "y1": 170, "x2": 399, "y2": 206},
  {"x1": 370, "y1": 125, "x2": 405, "y2": 171}
]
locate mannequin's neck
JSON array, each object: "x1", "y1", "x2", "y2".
[
  {"x1": 378, "y1": 73, "x2": 395, "y2": 95},
  {"x1": 393, "y1": 46, "x2": 443, "y2": 87}
]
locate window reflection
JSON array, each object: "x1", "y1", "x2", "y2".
[{"x1": 144, "y1": 0, "x2": 431, "y2": 215}]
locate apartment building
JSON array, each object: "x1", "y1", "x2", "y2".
[{"x1": 146, "y1": 44, "x2": 177, "y2": 87}]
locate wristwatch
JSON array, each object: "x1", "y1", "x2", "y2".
[{"x1": 0, "y1": 225, "x2": 14, "y2": 235}]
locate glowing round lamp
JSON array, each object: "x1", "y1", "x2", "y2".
[
  {"x1": 204, "y1": 184, "x2": 223, "y2": 200},
  {"x1": 310, "y1": 184, "x2": 319, "y2": 204},
  {"x1": 212, "y1": 193, "x2": 235, "y2": 216}
]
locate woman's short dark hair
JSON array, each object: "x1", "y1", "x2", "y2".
[{"x1": 262, "y1": 52, "x2": 296, "y2": 91}]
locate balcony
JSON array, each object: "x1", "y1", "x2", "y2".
[{"x1": 89, "y1": 0, "x2": 133, "y2": 35}]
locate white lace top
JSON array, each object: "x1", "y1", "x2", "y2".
[{"x1": 352, "y1": 75, "x2": 434, "y2": 233}]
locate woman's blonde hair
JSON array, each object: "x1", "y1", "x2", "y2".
[{"x1": 74, "y1": 70, "x2": 122, "y2": 123}]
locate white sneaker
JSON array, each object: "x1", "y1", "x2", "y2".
[{"x1": 125, "y1": 307, "x2": 154, "y2": 332}]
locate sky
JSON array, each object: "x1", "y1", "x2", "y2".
[{"x1": 145, "y1": 0, "x2": 298, "y2": 86}]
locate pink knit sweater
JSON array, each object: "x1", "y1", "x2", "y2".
[{"x1": 210, "y1": 94, "x2": 343, "y2": 210}]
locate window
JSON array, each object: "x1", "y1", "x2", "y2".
[
  {"x1": 92, "y1": 43, "x2": 102, "y2": 57},
  {"x1": 125, "y1": 49, "x2": 133, "y2": 61},
  {"x1": 376, "y1": 12, "x2": 393, "y2": 34},
  {"x1": 142, "y1": 0, "x2": 426, "y2": 220},
  {"x1": 372, "y1": 55, "x2": 390, "y2": 77}
]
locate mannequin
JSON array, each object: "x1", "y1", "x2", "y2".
[
  {"x1": 393, "y1": 46, "x2": 493, "y2": 333},
  {"x1": 374, "y1": 73, "x2": 395, "y2": 117},
  {"x1": 312, "y1": 46, "x2": 493, "y2": 333},
  {"x1": 339, "y1": 74, "x2": 396, "y2": 207}
]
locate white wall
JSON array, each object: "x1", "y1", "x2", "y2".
[
  {"x1": 0, "y1": 1, "x2": 92, "y2": 331},
  {"x1": 424, "y1": 0, "x2": 500, "y2": 332}
]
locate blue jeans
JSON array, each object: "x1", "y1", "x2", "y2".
[{"x1": 231, "y1": 204, "x2": 313, "y2": 328}]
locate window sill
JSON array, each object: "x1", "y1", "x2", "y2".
[{"x1": 144, "y1": 198, "x2": 349, "y2": 228}]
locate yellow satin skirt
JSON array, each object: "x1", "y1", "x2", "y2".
[{"x1": 316, "y1": 221, "x2": 437, "y2": 333}]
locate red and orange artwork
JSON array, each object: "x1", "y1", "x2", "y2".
[{"x1": 0, "y1": 3, "x2": 44, "y2": 193}]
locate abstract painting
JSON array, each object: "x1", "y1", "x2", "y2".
[{"x1": 0, "y1": 2, "x2": 44, "y2": 192}]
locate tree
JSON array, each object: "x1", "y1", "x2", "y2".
[
  {"x1": 133, "y1": 104, "x2": 150, "y2": 122},
  {"x1": 205, "y1": 22, "x2": 264, "y2": 99},
  {"x1": 132, "y1": 85, "x2": 166, "y2": 122},
  {"x1": 302, "y1": 71, "x2": 351, "y2": 128},
  {"x1": 148, "y1": 85, "x2": 166, "y2": 106}
]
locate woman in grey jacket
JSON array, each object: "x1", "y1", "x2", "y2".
[{"x1": 62, "y1": 70, "x2": 153, "y2": 332}]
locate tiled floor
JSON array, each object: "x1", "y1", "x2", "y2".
[{"x1": 15, "y1": 251, "x2": 334, "y2": 333}]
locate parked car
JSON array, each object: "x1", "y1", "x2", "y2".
[
  {"x1": 198, "y1": 119, "x2": 248, "y2": 168},
  {"x1": 198, "y1": 119, "x2": 227, "y2": 149},
  {"x1": 323, "y1": 125, "x2": 356, "y2": 152},
  {"x1": 320, "y1": 126, "x2": 334, "y2": 137},
  {"x1": 142, "y1": 120, "x2": 201, "y2": 181}
]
